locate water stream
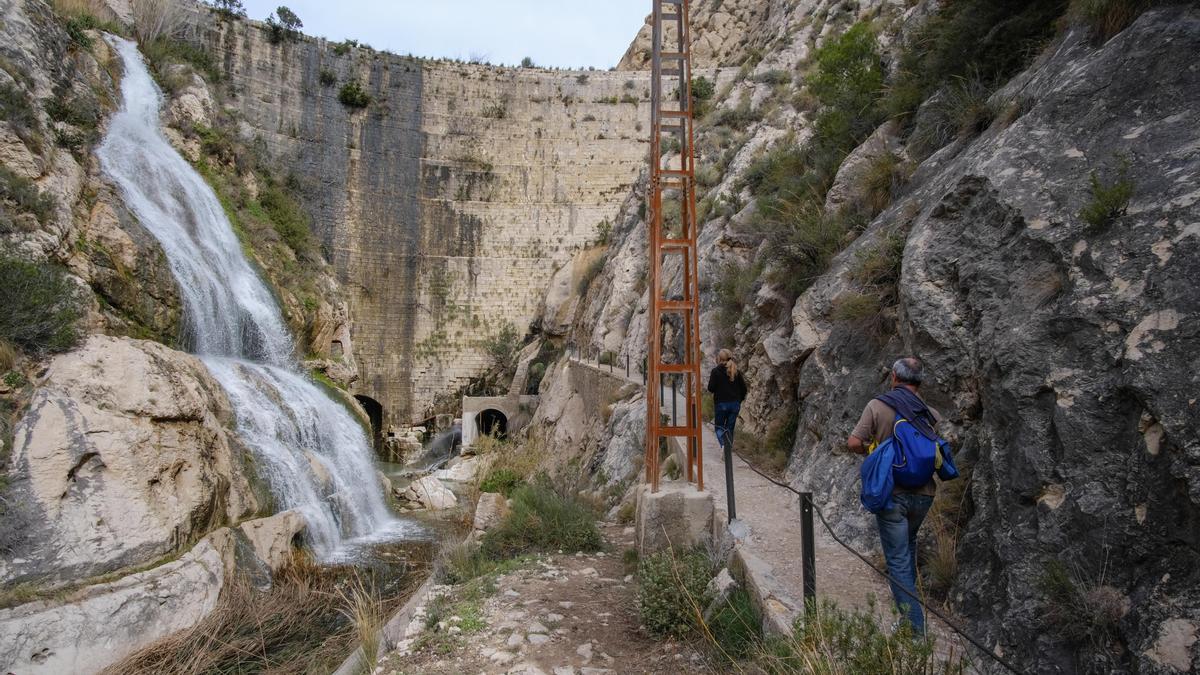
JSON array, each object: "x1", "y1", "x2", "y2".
[{"x1": 97, "y1": 37, "x2": 414, "y2": 559}]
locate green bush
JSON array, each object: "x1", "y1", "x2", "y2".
[
  {"x1": 259, "y1": 182, "x2": 312, "y2": 255},
  {"x1": 807, "y1": 22, "x2": 885, "y2": 153},
  {"x1": 761, "y1": 600, "x2": 964, "y2": 674},
  {"x1": 0, "y1": 256, "x2": 84, "y2": 354},
  {"x1": 906, "y1": 73, "x2": 997, "y2": 160},
  {"x1": 1079, "y1": 160, "x2": 1133, "y2": 228},
  {"x1": 337, "y1": 80, "x2": 371, "y2": 108},
  {"x1": 884, "y1": 0, "x2": 1066, "y2": 123},
  {"x1": 1, "y1": 167, "x2": 57, "y2": 230},
  {"x1": 142, "y1": 36, "x2": 221, "y2": 88},
  {"x1": 636, "y1": 548, "x2": 711, "y2": 637},
  {"x1": 481, "y1": 101, "x2": 507, "y2": 119},
  {"x1": 480, "y1": 482, "x2": 602, "y2": 559},
  {"x1": 478, "y1": 468, "x2": 524, "y2": 497},
  {"x1": 482, "y1": 322, "x2": 521, "y2": 368},
  {"x1": 0, "y1": 83, "x2": 41, "y2": 151},
  {"x1": 331, "y1": 39, "x2": 357, "y2": 56},
  {"x1": 318, "y1": 68, "x2": 336, "y2": 87},
  {"x1": 708, "y1": 589, "x2": 763, "y2": 661}
]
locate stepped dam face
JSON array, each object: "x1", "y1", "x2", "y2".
[{"x1": 198, "y1": 16, "x2": 655, "y2": 427}]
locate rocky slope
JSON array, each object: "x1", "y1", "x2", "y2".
[{"x1": 541, "y1": 1, "x2": 1200, "y2": 672}]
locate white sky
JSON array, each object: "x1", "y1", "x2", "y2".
[{"x1": 239, "y1": 1, "x2": 651, "y2": 69}]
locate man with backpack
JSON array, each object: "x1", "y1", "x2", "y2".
[{"x1": 847, "y1": 357, "x2": 950, "y2": 637}]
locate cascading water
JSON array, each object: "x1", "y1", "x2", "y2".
[{"x1": 98, "y1": 37, "x2": 410, "y2": 558}]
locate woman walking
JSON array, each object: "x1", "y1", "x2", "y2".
[{"x1": 708, "y1": 349, "x2": 747, "y2": 450}]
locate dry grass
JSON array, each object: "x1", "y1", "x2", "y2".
[
  {"x1": 50, "y1": 0, "x2": 110, "y2": 18},
  {"x1": 0, "y1": 339, "x2": 16, "y2": 373},
  {"x1": 131, "y1": 0, "x2": 193, "y2": 44},
  {"x1": 922, "y1": 472, "x2": 971, "y2": 600},
  {"x1": 1071, "y1": 0, "x2": 1154, "y2": 42},
  {"x1": 104, "y1": 552, "x2": 425, "y2": 675}
]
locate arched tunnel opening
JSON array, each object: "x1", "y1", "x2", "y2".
[
  {"x1": 477, "y1": 408, "x2": 508, "y2": 440},
  {"x1": 354, "y1": 395, "x2": 384, "y2": 455}
]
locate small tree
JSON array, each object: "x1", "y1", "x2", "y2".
[
  {"x1": 265, "y1": 5, "x2": 302, "y2": 43},
  {"x1": 209, "y1": 0, "x2": 246, "y2": 17},
  {"x1": 520, "y1": 56, "x2": 535, "y2": 68}
]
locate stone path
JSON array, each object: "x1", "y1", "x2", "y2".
[
  {"x1": 377, "y1": 524, "x2": 696, "y2": 674},
  {"x1": 570, "y1": 357, "x2": 980, "y2": 668}
]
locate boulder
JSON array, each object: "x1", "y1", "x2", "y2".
[
  {"x1": 0, "y1": 336, "x2": 259, "y2": 585},
  {"x1": 433, "y1": 455, "x2": 481, "y2": 483},
  {"x1": 237, "y1": 510, "x2": 306, "y2": 573},
  {"x1": 400, "y1": 476, "x2": 458, "y2": 510},
  {"x1": 473, "y1": 492, "x2": 510, "y2": 533}
]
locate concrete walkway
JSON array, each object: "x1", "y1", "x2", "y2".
[{"x1": 569, "y1": 356, "x2": 979, "y2": 667}]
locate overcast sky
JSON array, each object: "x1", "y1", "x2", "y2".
[{"x1": 238, "y1": 1, "x2": 650, "y2": 69}]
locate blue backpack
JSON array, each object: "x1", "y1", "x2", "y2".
[{"x1": 860, "y1": 415, "x2": 958, "y2": 514}]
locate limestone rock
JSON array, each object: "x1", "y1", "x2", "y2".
[
  {"x1": 473, "y1": 492, "x2": 510, "y2": 533},
  {"x1": 238, "y1": 510, "x2": 306, "y2": 572},
  {"x1": 164, "y1": 66, "x2": 215, "y2": 130},
  {"x1": 433, "y1": 455, "x2": 481, "y2": 483},
  {"x1": 0, "y1": 336, "x2": 259, "y2": 584},
  {"x1": 400, "y1": 476, "x2": 457, "y2": 510},
  {"x1": 823, "y1": 121, "x2": 904, "y2": 214}
]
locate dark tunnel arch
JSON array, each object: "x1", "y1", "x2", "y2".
[
  {"x1": 354, "y1": 395, "x2": 384, "y2": 454},
  {"x1": 477, "y1": 409, "x2": 508, "y2": 440}
]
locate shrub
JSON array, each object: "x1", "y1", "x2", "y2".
[
  {"x1": 807, "y1": 23, "x2": 884, "y2": 148},
  {"x1": 616, "y1": 501, "x2": 635, "y2": 525},
  {"x1": 831, "y1": 292, "x2": 882, "y2": 323},
  {"x1": 142, "y1": 35, "x2": 221, "y2": 86},
  {"x1": 0, "y1": 167, "x2": 57, "y2": 230},
  {"x1": 848, "y1": 231, "x2": 905, "y2": 297},
  {"x1": 481, "y1": 101, "x2": 507, "y2": 119},
  {"x1": 0, "y1": 257, "x2": 84, "y2": 354},
  {"x1": 520, "y1": 56, "x2": 535, "y2": 68},
  {"x1": 478, "y1": 468, "x2": 523, "y2": 497},
  {"x1": 331, "y1": 39, "x2": 356, "y2": 56},
  {"x1": 576, "y1": 252, "x2": 607, "y2": 295},
  {"x1": 0, "y1": 84, "x2": 42, "y2": 151},
  {"x1": 637, "y1": 548, "x2": 711, "y2": 637},
  {"x1": 907, "y1": 73, "x2": 997, "y2": 160},
  {"x1": 884, "y1": 0, "x2": 1066, "y2": 123},
  {"x1": 859, "y1": 152, "x2": 910, "y2": 216},
  {"x1": 1079, "y1": 159, "x2": 1133, "y2": 228},
  {"x1": 265, "y1": 5, "x2": 302, "y2": 44},
  {"x1": 757, "y1": 203, "x2": 854, "y2": 298},
  {"x1": 482, "y1": 322, "x2": 521, "y2": 368},
  {"x1": 208, "y1": 0, "x2": 246, "y2": 17},
  {"x1": 761, "y1": 600, "x2": 965, "y2": 674},
  {"x1": 318, "y1": 68, "x2": 335, "y2": 86},
  {"x1": 480, "y1": 482, "x2": 602, "y2": 559},
  {"x1": 708, "y1": 100, "x2": 762, "y2": 131},
  {"x1": 753, "y1": 69, "x2": 792, "y2": 86},
  {"x1": 259, "y1": 182, "x2": 312, "y2": 255},
  {"x1": 575, "y1": 73, "x2": 589, "y2": 85},
  {"x1": 708, "y1": 588, "x2": 763, "y2": 661},
  {"x1": 1070, "y1": 0, "x2": 1154, "y2": 42},
  {"x1": 338, "y1": 80, "x2": 371, "y2": 108}
]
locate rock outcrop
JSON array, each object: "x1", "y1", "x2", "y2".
[
  {"x1": 1, "y1": 335, "x2": 261, "y2": 585},
  {"x1": 398, "y1": 476, "x2": 457, "y2": 510},
  {"x1": 540, "y1": 1, "x2": 1200, "y2": 672},
  {"x1": 0, "y1": 511, "x2": 307, "y2": 675}
]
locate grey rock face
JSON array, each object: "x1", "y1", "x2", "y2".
[{"x1": 782, "y1": 8, "x2": 1200, "y2": 673}]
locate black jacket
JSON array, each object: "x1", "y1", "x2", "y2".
[{"x1": 707, "y1": 365, "x2": 747, "y2": 404}]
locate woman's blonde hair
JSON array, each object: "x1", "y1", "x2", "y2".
[{"x1": 717, "y1": 348, "x2": 737, "y2": 379}]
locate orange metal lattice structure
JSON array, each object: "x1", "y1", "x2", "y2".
[{"x1": 644, "y1": 0, "x2": 703, "y2": 492}]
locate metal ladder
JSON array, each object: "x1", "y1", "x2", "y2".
[{"x1": 645, "y1": 0, "x2": 704, "y2": 492}]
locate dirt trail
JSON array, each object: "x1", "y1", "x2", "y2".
[
  {"x1": 572, "y1": 357, "x2": 979, "y2": 666},
  {"x1": 378, "y1": 524, "x2": 700, "y2": 675}
]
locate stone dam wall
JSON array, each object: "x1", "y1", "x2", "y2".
[{"x1": 199, "y1": 16, "x2": 651, "y2": 427}]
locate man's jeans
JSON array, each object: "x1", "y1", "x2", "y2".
[
  {"x1": 714, "y1": 401, "x2": 740, "y2": 449},
  {"x1": 876, "y1": 493, "x2": 933, "y2": 635}
]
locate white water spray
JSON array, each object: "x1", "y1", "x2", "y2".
[{"x1": 98, "y1": 37, "x2": 409, "y2": 558}]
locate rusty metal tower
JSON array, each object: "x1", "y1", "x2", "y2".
[{"x1": 645, "y1": 0, "x2": 703, "y2": 492}]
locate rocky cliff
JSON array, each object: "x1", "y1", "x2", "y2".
[{"x1": 545, "y1": 1, "x2": 1200, "y2": 672}]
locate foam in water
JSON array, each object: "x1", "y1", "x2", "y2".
[{"x1": 97, "y1": 37, "x2": 413, "y2": 558}]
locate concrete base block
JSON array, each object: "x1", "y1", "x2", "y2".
[
  {"x1": 635, "y1": 481, "x2": 714, "y2": 554},
  {"x1": 731, "y1": 547, "x2": 803, "y2": 638}
]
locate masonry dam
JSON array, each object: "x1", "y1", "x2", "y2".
[{"x1": 200, "y1": 17, "x2": 655, "y2": 430}]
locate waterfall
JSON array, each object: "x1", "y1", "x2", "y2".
[{"x1": 97, "y1": 37, "x2": 409, "y2": 559}]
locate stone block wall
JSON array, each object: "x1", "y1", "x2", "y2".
[{"x1": 199, "y1": 16, "x2": 650, "y2": 427}]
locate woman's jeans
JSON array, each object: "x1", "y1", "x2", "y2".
[
  {"x1": 876, "y1": 493, "x2": 933, "y2": 635},
  {"x1": 714, "y1": 401, "x2": 740, "y2": 449}
]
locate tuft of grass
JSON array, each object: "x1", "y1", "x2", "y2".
[
  {"x1": 1038, "y1": 557, "x2": 1125, "y2": 651},
  {"x1": 1079, "y1": 159, "x2": 1133, "y2": 228},
  {"x1": 1070, "y1": 0, "x2": 1155, "y2": 43},
  {"x1": 0, "y1": 167, "x2": 57, "y2": 230},
  {"x1": 338, "y1": 80, "x2": 372, "y2": 109},
  {"x1": 0, "y1": 339, "x2": 16, "y2": 373},
  {"x1": 337, "y1": 574, "x2": 383, "y2": 672},
  {"x1": 616, "y1": 500, "x2": 635, "y2": 525},
  {"x1": 0, "y1": 257, "x2": 84, "y2": 355},
  {"x1": 757, "y1": 599, "x2": 966, "y2": 674},
  {"x1": 922, "y1": 471, "x2": 970, "y2": 599},
  {"x1": 859, "y1": 153, "x2": 911, "y2": 217},
  {"x1": 0, "y1": 84, "x2": 43, "y2": 152},
  {"x1": 479, "y1": 481, "x2": 602, "y2": 559},
  {"x1": 907, "y1": 73, "x2": 998, "y2": 161},
  {"x1": 478, "y1": 467, "x2": 524, "y2": 497},
  {"x1": 637, "y1": 548, "x2": 712, "y2": 637},
  {"x1": 142, "y1": 36, "x2": 222, "y2": 91}
]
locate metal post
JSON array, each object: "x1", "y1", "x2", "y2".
[
  {"x1": 626, "y1": 354, "x2": 630, "y2": 378},
  {"x1": 723, "y1": 434, "x2": 736, "y2": 522},
  {"x1": 800, "y1": 492, "x2": 816, "y2": 601}
]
